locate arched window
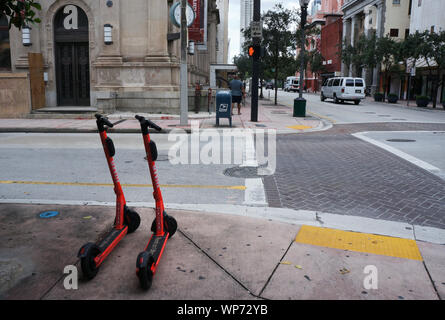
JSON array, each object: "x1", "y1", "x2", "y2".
[{"x1": 0, "y1": 14, "x2": 11, "y2": 71}]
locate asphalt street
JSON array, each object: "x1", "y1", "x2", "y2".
[{"x1": 0, "y1": 133, "x2": 249, "y2": 206}]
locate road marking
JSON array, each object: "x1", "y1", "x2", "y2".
[
  {"x1": 295, "y1": 225, "x2": 423, "y2": 261},
  {"x1": 307, "y1": 111, "x2": 337, "y2": 124},
  {"x1": 243, "y1": 178, "x2": 268, "y2": 206},
  {"x1": 0, "y1": 180, "x2": 246, "y2": 190},
  {"x1": 352, "y1": 132, "x2": 441, "y2": 176},
  {"x1": 287, "y1": 125, "x2": 313, "y2": 130}
]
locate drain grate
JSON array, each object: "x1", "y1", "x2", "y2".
[{"x1": 386, "y1": 139, "x2": 416, "y2": 143}]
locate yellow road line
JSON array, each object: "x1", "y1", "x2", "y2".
[
  {"x1": 282, "y1": 101, "x2": 337, "y2": 124},
  {"x1": 307, "y1": 111, "x2": 337, "y2": 124},
  {"x1": 0, "y1": 180, "x2": 246, "y2": 191},
  {"x1": 295, "y1": 225, "x2": 422, "y2": 261}
]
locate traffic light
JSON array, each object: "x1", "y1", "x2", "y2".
[{"x1": 248, "y1": 45, "x2": 264, "y2": 59}]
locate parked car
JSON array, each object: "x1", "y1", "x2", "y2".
[
  {"x1": 284, "y1": 76, "x2": 299, "y2": 92},
  {"x1": 265, "y1": 82, "x2": 274, "y2": 89},
  {"x1": 320, "y1": 77, "x2": 366, "y2": 105}
]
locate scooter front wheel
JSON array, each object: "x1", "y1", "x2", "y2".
[
  {"x1": 80, "y1": 243, "x2": 101, "y2": 280},
  {"x1": 125, "y1": 208, "x2": 141, "y2": 234},
  {"x1": 137, "y1": 253, "x2": 154, "y2": 290}
]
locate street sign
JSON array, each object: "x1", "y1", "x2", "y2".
[{"x1": 251, "y1": 20, "x2": 262, "y2": 39}]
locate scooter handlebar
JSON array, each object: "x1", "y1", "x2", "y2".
[
  {"x1": 135, "y1": 115, "x2": 162, "y2": 132},
  {"x1": 95, "y1": 114, "x2": 114, "y2": 132}
]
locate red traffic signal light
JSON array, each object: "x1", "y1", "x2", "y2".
[
  {"x1": 248, "y1": 46, "x2": 255, "y2": 57},
  {"x1": 248, "y1": 45, "x2": 264, "y2": 59}
]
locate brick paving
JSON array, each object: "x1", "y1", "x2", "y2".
[{"x1": 264, "y1": 123, "x2": 445, "y2": 229}]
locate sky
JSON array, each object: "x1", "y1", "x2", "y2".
[{"x1": 227, "y1": 0, "x2": 303, "y2": 63}]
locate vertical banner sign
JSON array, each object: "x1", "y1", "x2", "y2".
[{"x1": 187, "y1": 0, "x2": 204, "y2": 43}]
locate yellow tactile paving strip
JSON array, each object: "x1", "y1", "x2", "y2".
[
  {"x1": 295, "y1": 225, "x2": 423, "y2": 261},
  {"x1": 286, "y1": 125, "x2": 313, "y2": 130}
]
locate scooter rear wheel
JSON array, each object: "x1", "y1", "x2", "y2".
[
  {"x1": 125, "y1": 209, "x2": 141, "y2": 234},
  {"x1": 151, "y1": 214, "x2": 177, "y2": 238},
  {"x1": 80, "y1": 244, "x2": 101, "y2": 280}
]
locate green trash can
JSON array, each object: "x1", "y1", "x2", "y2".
[{"x1": 293, "y1": 98, "x2": 306, "y2": 117}]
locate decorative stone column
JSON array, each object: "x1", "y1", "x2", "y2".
[
  {"x1": 349, "y1": 15, "x2": 358, "y2": 77},
  {"x1": 341, "y1": 19, "x2": 350, "y2": 76},
  {"x1": 145, "y1": 0, "x2": 170, "y2": 62}
]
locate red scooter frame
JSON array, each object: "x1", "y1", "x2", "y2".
[
  {"x1": 78, "y1": 114, "x2": 141, "y2": 280},
  {"x1": 134, "y1": 115, "x2": 177, "y2": 290}
]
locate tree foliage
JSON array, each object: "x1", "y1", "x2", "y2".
[{"x1": 0, "y1": 0, "x2": 42, "y2": 29}]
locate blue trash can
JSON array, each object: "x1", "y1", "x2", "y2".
[{"x1": 216, "y1": 91, "x2": 232, "y2": 127}]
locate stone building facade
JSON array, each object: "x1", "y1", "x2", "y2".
[{"x1": 7, "y1": 0, "x2": 220, "y2": 114}]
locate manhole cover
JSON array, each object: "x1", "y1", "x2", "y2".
[
  {"x1": 386, "y1": 139, "x2": 416, "y2": 143},
  {"x1": 365, "y1": 112, "x2": 376, "y2": 114},
  {"x1": 378, "y1": 115, "x2": 391, "y2": 117},
  {"x1": 255, "y1": 124, "x2": 267, "y2": 127},
  {"x1": 224, "y1": 166, "x2": 262, "y2": 178}
]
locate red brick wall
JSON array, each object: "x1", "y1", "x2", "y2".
[{"x1": 321, "y1": 18, "x2": 343, "y2": 74}]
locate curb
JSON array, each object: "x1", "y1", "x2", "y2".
[{"x1": 2, "y1": 198, "x2": 444, "y2": 245}]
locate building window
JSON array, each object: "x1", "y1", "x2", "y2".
[
  {"x1": 409, "y1": 0, "x2": 412, "y2": 14},
  {"x1": 431, "y1": 26, "x2": 435, "y2": 33},
  {"x1": 405, "y1": 29, "x2": 410, "y2": 39},
  {"x1": 390, "y1": 28, "x2": 399, "y2": 37},
  {"x1": 393, "y1": 0, "x2": 400, "y2": 4},
  {"x1": 0, "y1": 14, "x2": 11, "y2": 71},
  {"x1": 418, "y1": 0, "x2": 422, "y2": 6}
]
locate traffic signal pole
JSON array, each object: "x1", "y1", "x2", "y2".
[{"x1": 251, "y1": 0, "x2": 260, "y2": 123}]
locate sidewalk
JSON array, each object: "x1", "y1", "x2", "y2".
[
  {"x1": 0, "y1": 202, "x2": 444, "y2": 300},
  {"x1": 0, "y1": 98, "x2": 327, "y2": 134}
]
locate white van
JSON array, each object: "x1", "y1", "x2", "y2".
[
  {"x1": 320, "y1": 77, "x2": 365, "y2": 105},
  {"x1": 284, "y1": 76, "x2": 299, "y2": 92}
]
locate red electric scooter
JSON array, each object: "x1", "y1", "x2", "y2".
[
  {"x1": 78, "y1": 114, "x2": 141, "y2": 279},
  {"x1": 134, "y1": 115, "x2": 177, "y2": 290}
]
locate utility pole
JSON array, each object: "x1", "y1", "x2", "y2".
[
  {"x1": 180, "y1": 0, "x2": 188, "y2": 126},
  {"x1": 251, "y1": 0, "x2": 261, "y2": 122}
]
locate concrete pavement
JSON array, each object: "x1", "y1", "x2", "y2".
[
  {"x1": 0, "y1": 202, "x2": 444, "y2": 300},
  {"x1": 0, "y1": 98, "x2": 327, "y2": 135}
]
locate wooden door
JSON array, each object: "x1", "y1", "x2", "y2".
[{"x1": 28, "y1": 52, "x2": 46, "y2": 110}]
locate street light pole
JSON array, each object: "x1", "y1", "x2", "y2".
[
  {"x1": 180, "y1": 0, "x2": 188, "y2": 126},
  {"x1": 294, "y1": 0, "x2": 309, "y2": 117}
]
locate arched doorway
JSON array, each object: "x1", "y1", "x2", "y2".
[{"x1": 54, "y1": 5, "x2": 90, "y2": 106}]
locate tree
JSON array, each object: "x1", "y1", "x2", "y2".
[
  {"x1": 419, "y1": 30, "x2": 445, "y2": 108},
  {"x1": 375, "y1": 35, "x2": 398, "y2": 97},
  {"x1": 309, "y1": 50, "x2": 326, "y2": 90},
  {"x1": 429, "y1": 31, "x2": 445, "y2": 108},
  {"x1": 1, "y1": 0, "x2": 41, "y2": 29},
  {"x1": 257, "y1": 3, "x2": 298, "y2": 105},
  {"x1": 233, "y1": 54, "x2": 251, "y2": 80}
]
